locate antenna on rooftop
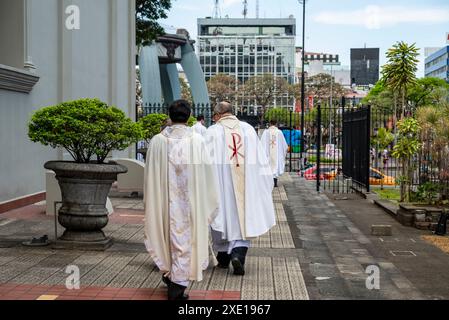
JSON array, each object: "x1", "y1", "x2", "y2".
[
  {"x1": 243, "y1": 0, "x2": 248, "y2": 19},
  {"x1": 213, "y1": 0, "x2": 221, "y2": 18}
]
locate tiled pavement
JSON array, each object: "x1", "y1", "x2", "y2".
[
  {"x1": 2, "y1": 173, "x2": 444, "y2": 300},
  {"x1": 0, "y1": 176, "x2": 308, "y2": 300},
  {"x1": 284, "y1": 176, "x2": 426, "y2": 300}
]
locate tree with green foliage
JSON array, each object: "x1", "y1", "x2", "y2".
[
  {"x1": 291, "y1": 73, "x2": 345, "y2": 105},
  {"x1": 392, "y1": 118, "x2": 421, "y2": 202},
  {"x1": 28, "y1": 99, "x2": 142, "y2": 164},
  {"x1": 380, "y1": 41, "x2": 419, "y2": 120},
  {"x1": 265, "y1": 107, "x2": 301, "y2": 127},
  {"x1": 408, "y1": 77, "x2": 449, "y2": 112},
  {"x1": 179, "y1": 78, "x2": 193, "y2": 105},
  {"x1": 136, "y1": 0, "x2": 172, "y2": 47},
  {"x1": 139, "y1": 113, "x2": 169, "y2": 143},
  {"x1": 207, "y1": 74, "x2": 239, "y2": 105},
  {"x1": 417, "y1": 105, "x2": 449, "y2": 194},
  {"x1": 362, "y1": 81, "x2": 395, "y2": 115},
  {"x1": 243, "y1": 74, "x2": 290, "y2": 125}
]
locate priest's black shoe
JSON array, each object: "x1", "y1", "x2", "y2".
[
  {"x1": 230, "y1": 247, "x2": 248, "y2": 276},
  {"x1": 162, "y1": 275, "x2": 171, "y2": 286},
  {"x1": 168, "y1": 282, "x2": 189, "y2": 301},
  {"x1": 216, "y1": 252, "x2": 231, "y2": 269}
]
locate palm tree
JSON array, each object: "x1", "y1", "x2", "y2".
[{"x1": 381, "y1": 42, "x2": 419, "y2": 120}]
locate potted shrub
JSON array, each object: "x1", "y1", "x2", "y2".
[
  {"x1": 138, "y1": 113, "x2": 169, "y2": 160},
  {"x1": 28, "y1": 98, "x2": 142, "y2": 249}
]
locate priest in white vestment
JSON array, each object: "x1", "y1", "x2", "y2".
[
  {"x1": 144, "y1": 100, "x2": 219, "y2": 300},
  {"x1": 192, "y1": 115, "x2": 207, "y2": 136},
  {"x1": 260, "y1": 120, "x2": 289, "y2": 187},
  {"x1": 205, "y1": 102, "x2": 276, "y2": 276}
]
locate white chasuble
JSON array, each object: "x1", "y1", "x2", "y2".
[
  {"x1": 144, "y1": 125, "x2": 219, "y2": 282},
  {"x1": 205, "y1": 117, "x2": 276, "y2": 242},
  {"x1": 220, "y1": 116, "x2": 246, "y2": 239},
  {"x1": 261, "y1": 127, "x2": 289, "y2": 178}
]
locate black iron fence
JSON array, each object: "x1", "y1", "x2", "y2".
[
  {"x1": 138, "y1": 99, "x2": 449, "y2": 200},
  {"x1": 140, "y1": 102, "x2": 213, "y2": 126},
  {"x1": 342, "y1": 106, "x2": 371, "y2": 192}
]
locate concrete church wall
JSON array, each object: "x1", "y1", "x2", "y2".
[{"x1": 0, "y1": 0, "x2": 136, "y2": 203}]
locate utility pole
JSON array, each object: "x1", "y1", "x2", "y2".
[
  {"x1": 299, "y1": 0, "x2": 306, "y2": 163},
  {"x1": 329, "y1": 63, "x2": 333, "y2": 145}
]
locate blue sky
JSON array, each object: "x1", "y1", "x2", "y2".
[{"x1": 159, "y1": 0, "x2": 449, "y2": 77}]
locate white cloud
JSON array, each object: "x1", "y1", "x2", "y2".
[{"x1": 314, "y1": 5, "x2": 449, "y2": 29}]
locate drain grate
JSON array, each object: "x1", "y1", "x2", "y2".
[{"x1": 390, "y1": 250, "x2": 417, "y2": 257}]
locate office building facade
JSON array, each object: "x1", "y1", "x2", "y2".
[
  {"x1": 197, "y1": 18, "x2": 296, "y2": 115},
  {"x1": 350, "y1": 48, "x2": 380, "y2": 86},
  {"x1": 425, "y1": 46, "x2": 449, "y2": 82}
]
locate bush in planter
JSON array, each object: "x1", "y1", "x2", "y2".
[
  {"x1": 28, "y1": 98, "x2": 142, "y2": 248},
  {"x1": 28, "y1": 98, "x2": 142, "y2": 163},
  {"x1": 138, "y1": 113, "x2": 169, "y2": 143}
]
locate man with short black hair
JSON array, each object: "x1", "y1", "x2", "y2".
[
  {"x1": 144, "y1": 100, "x2": 219, "y2": 300},
  {"x1": 192, "y1": 114, "x2": 207, "y2": 136},
  {"x1": 206, "y1": 102, "x2": 276, "y2": 276}
]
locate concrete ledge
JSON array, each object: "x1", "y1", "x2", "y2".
[
  {"x1": 0, "y1": 192, "x2": 46, "y2": 214},
  {"x1": 374, "y1": 199, "x2": 399, "y2": 218}
]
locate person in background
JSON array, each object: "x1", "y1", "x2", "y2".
[
  {"x1": 260, "y1": 120, "x2": 289, "y2": 188},
  {"x1": 192, "y1": 115, "x2": 207, "y2": 136}
]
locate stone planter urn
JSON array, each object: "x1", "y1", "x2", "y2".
[{"x1": 44, "y1": 161, "x2": 127, "y2": 250}]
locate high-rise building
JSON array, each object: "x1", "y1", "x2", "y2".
[
  {"x1": 296, "y1": 47, "x2": 340, "y2": 68},
  {"x1": 425, "y1": 45, "x2": 449, "y2": 82},
  {"x1": 350, "y1": 48, "x2": 380, "y2": 86},
  {"x1": 197, "y1": 17, "x2": 296, "y2": 115},
  {"x1": 295, "y1": 47, "x2": 350, "y2": 86}
]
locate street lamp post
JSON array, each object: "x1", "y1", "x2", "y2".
[{"x1": 299, "y1": 0, "x2": 306, "y2": 164}]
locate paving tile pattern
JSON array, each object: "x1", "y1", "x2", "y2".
[
  {"x1": 284, "y1": 176, "x2": 426, "y2": 300},
  {"x1": 0, "y1": 177, "x2": 309, "y2": 300}
]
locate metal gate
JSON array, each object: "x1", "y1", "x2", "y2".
[{"x1": 342, "y1": 106, "x2": 371, "y2": 192}]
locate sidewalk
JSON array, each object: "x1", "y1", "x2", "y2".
[
  {"x1": 2, "y1": 174, "x2": 449, "y2": 300},
  {"x1": 0, "y1": 175, "x2": 309, "y2": 301}
]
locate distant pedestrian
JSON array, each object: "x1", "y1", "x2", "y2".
[
  {"x1": 192, "y1": 115, "x2": 207, "y2": 136},
  {"x1": 261, "y1": 120, "x2": 289, "y2": 188},
  {"x1": 382, "y1": 149, "x2": 389, "y2": 169}
]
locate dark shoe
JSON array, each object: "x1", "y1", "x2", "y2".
[
  {"x1": 274, "y1": 178, "x2": 278, "y2": 188},
  {"x1": 231, "y1": 247, "x2": 248, "y2": 276},
  {"x1": 216, "y1": 252, "x2": 231, "y2": 269},
  {"x1": 168, "y1": 282, "x2": 189, "y2": 301},
  {"x1": 162, "y1": 275, "x2": 171, "y2": 287}
]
